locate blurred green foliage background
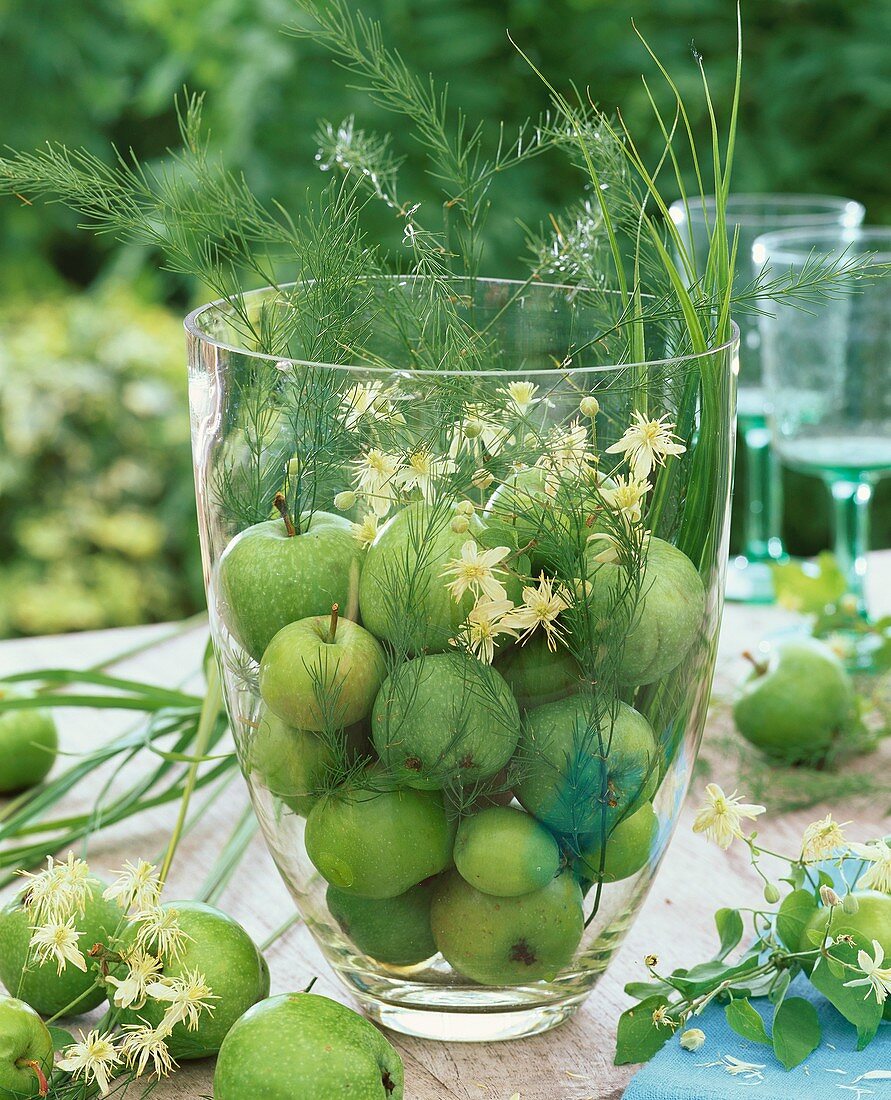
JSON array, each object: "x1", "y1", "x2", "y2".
[{"x1": 1, "y1": 0, "x2": 889, "y2": 635}]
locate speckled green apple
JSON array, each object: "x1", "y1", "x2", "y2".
[
  {"x1": 516, "y1": 695, "x2": 659, "y2": 839},
  {"x1": 733, "y1": 639, "x2": 854, "y2": 765},
  {"x1": 117, "y1": 901, "x2": 267, "y2": 1059},
  {"x1": 327, "y1": 882, "x2": 437, "y2": 966},
  {"x1": 214, "y1": 992, "x2": 404, "y2": 1100},
  {"x1": 359, "y1": 503, "x2": 519, "y2": 655},
  {"x1": 0, "y1": 691, "x2": 58, "y2": 794},
  {"x1": 454, "y1": 807, "x2": 560, "y2": 897},
  {"x1": 431, "y1": 870, "x2": 584, "y2": 985},
  {"x1": 576, "y1": 801, "x2": 658, "y2": 883},
  {"x1": 371, "y1": 653, "x2": 519, "y2": 789},
  {"x1": 305, "y1": 784, "x2": 455, "y2": 898},
  {"x1": 247, "y1": 712, "x2": 369, "y2": 815},
  {"x1": 582, "y1": 536, "x2": 706, "y2": 686},
  {"x1": 218, "y1": 509, "x2": 363, "y2": 661},
  {"x1": 495, "y1": 634, "x2": 581, "y2": 711},
  {"x1": 0, "y1": 995, "x2": 54, "y2": 1100},
  {"x1": 259, "y1": 615, "x2": 386, "y2": 731},
  {"x1": 0, "y1": 879, "x2": 122, "y2": 1017}
]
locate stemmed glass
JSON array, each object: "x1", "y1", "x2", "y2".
[
  {"x1": 754, "y1": 226, "x2": 891, "y2": 668},
  {"x1": 669, "y1": 195, "x2": 865, "y2": 604}
]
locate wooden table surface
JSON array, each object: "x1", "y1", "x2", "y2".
[{"x1": 2, "y1": 556, "x2": 889, "y2": 1100}]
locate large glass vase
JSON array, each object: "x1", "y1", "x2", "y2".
[{"x1": 186, "y1": 278, "x2": 738, "y2": 1041}]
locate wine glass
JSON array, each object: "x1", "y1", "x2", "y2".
[
  {"x1": 669, "y1": 195, "x2": 865, "y2": 604},
  {"x1": 754, "y1": 226, "x2": 891, "y2": 667}
]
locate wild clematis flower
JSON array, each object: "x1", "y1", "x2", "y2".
[
  {"x1": 351, "y1": 448, "x2": 403, "y2": 517},
  {"x1": 57, "y1": 1031, "x2": 121, "y2": 1096},
  {"x1": 800, "y1": 814, "x2": 850, "y2": 863},
  {"x1": 352, "y1": 513, "x2": 379, "y2": 547},
  {"x1": 104, "y1": 949, "x2": 163, "y2": 1010},
  {"x1": 451, "y1": 598, "x2": 518, "y2": 664},
  {"x1": 146, "y1": 969, "x2": 216, "y2": 1032},
  {"x1": 103, "y1": 859, "x2": 162, "y2": 913},
  {"x1": 131, "y1": 906, "x2": 189, "y2": 962},
  {"x1": 843, "y1": 940, "x2": 891, "y2": 1004},
  {"x1": 848, "y1": 837, "x2": 891, "y2": 894},
  {"x1": 505, "y1": 574, "x2": 572, "y2": 651},
  {"x1": 29, "y1": 919, "x2": 87, "y2": 974},
  {"x1": 120, "y1": 1024, "x2": 177, "y2": 1079},
  {"x1": 606, "y1": 411, "x2": 686, "y2": 480},
  {"x1": 441, "y1": 541, "x2": 511, "y2": 603},
  {"x1": 692, "y1": 783, "x2": 765, "y2": 850}
]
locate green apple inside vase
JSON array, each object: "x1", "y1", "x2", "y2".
[
  {"x1": 0, "y1": 995, "x2": 54, "y2": 1100},
  {"x1": 327, "y1": 881, "x2": 437, "y2": 966},
  {"x1": 219, "y1": 494, "x2": 364, "y2": 661},
  {"x1": 453, "y1": 806, "x2": 561, "y2": 897}
]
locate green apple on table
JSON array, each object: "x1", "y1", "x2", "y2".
[
  {"x1": 117, "y1": 901, "x2": 268, "y2": 1059},
  {"x1": 733, "y1": 638, "x2": 854, "y2": 764},
  {"x1": 0, "y1": 995, "x2": 54, "y2": 1100},
  {"x1": 430, "y1": 870, "x2": 584, "y2": 985},
  {"x1": 0, "y1": 691, "x2": 58, "y2": 794},
  {"x1": 305, "y1": 783, "x2": 455, "y2": 899},
  {"x1": 453, "y1": 806, "x2": 560, "y2": 897},
  {"x1": 0, "y1": 879, "x2": 123, "y2": 1017},
  {"x1": 218, "y1": 501, "x2": 363, "y2": 661},
  {"x1": 259, "y1": 609, "x2": 387, "y2": 731},
  {"x1": 327, "y1": 882, "x2": 437, "y2": 966},
  {"x1": 516, "y1": 695, "x2": 659, "y2": 840},
  {"x1": 214, "y1": 992, "x2": 404, "y2": 1099},
  {"x1": 371, "y1": 653, "x2": 520, "y2": 789},
  {"x1": 581, "y1": 535, "x2": 706, "y2": 687}
]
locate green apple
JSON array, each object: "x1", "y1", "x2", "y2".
[
  {"x1": 259, "y1": 613, "x2": 387, "y2": 731},
  {"x1": 359, "y1": 503, "x2": 519, "y2": 655},
  {"x1": 575, "y1": 801, "x2": 658, "y2": 883},
  {"x1": 430, "y1": 870, "x2": 584, "y2": 985},
  {"x1": 495, "y1": 634, "x2": 582, "y2": 711},
  {"x1": 581, "y1": 536, "x2": 706, "y2": 687},
  {"x1": 0, "y1": 879, "x2": 122, "y2": 1017},
  {"x1": 733, "y1": 639, "x2": 854, "y2": 765},
  {"x1": 0, "y1": 995, "x2": 53, "y2": 1100},
  {"x1": 371, "y1": 653, "x2": 520, "y2": 789},
  {"x1": 214, "y1": 992, "x2": 404, "y2": 1100},
  {"x1": 327, "y1": 882, "x2": 437, "y2": 966},
  {"x1": 0, "y1": 691, "x2": 58, "y2": 794},
  {"x1": 305, "y1": 783, "x2": 456, "y2": 898},
  {"x1": 218, "y1": 509, "x2": 363, "y2": 661},
  {"x1": 247, "y1": 712, "x2": 369, "y2": 815},
  {"x1": 117, "y1": 901, "x2": 267, "y2": 1059},
  {"x1": 516, "y1": 695, "x2": 659, "y2": 840},
  {"x1": 454, "y1": 806, "x2": 560, "y2": 897}
]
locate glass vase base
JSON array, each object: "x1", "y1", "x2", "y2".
[
  {"x1": 725, "y1": 555, "x2": 778, "y2": 604},
  {"x1": 356, "y1": 992, "x2": 585, "y2": 1043}
]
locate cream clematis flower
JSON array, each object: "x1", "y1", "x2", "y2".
[
  {"x1": 120, "y1": 1024, "x2": 177, "y2": 1079},
  {"x1": 451, "y1": 598, "x2": 518, "y2": 665},
  {"x1": 131, "y1": 906, "x2": 190, "y2": 962},
  {"x1": 843, "y1": 940, "x2": 891, "y2": 1004},
  {"x1": 146, "y1": 969, "x2": 216, "y2": 1032},
  {"x1": 352, "y1": 512, "x2": 379, "y2": 548},
  {"x1": 351, "y1": 448, "x2": 403, "y2": 517},
  {"x1": 505, "y1": 573, "x2": 572, "y2": 651},
  {"x1": 57, "y1": 1031, "x2": 121, "y2": 1096},
  {"x1": 692, "y1": 783, "x2": 765, "y2": 850},
  {"x1": 599, "y1": 474, "x2": 650, "y2": 525},
  {"x1": 103, "y1": 859, "x2": 162, "y2": 913},
  {"x1": 397, "y1": 450, "x2": 456, "y2": 502},
  {"x1": 29, "y1": 919, "x2": 87, "y2": 974},
  {"x1": 501, "y1": 381, "x2": 540, "y2": 415},
  {"x1": 848, "y1": 837, "x2": 891, "y2": 895},
  {"x1": 441, "y1": 541, "x2": 511, "y2": 603},
  {"x1": 105, "y1": 949, "x2": 163, "y2": 1010},
  {"x1": 606, "y1": 411, "x2": 686, "y2": 479},
  {"x1": 799, "y1": 814, "x2": 850, "y2": 863}
]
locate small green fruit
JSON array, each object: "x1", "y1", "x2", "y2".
[
  {"x1": 260, "y1": 615, "x2": 387, "y2": 731},
  {"x1": 0, "y1": 995, "x2": 54, "y2": 1100},
  {"x1": 453, "y1": 807, "x2": 560, "y2": 897},
  {"x1": 431, "y1": 870, "x2": 584, "y2": 985},
  {"x1": 214, "y1": 992, "x2": 404, "y2": 1099},
  {"x1": 0, "y1": 880, "x2": 122, "y2": 1017},
  {"x1": 495, "y1": 634, "x2": 581, "y2": 711},
  {"x1": 575, "y1": 801, "x2": 658, "y2": 883},
  {"x1": 516, "y1": 695, "x2": 659, "y2": 839},
  {"x1": 219, "y1": 509, "x2": 363, "y2": 661},
  {"x1": 0, "y1": 691, "x2": 58, "y2": 794},
  {"x1": 733, "y1": 639, "x2": 854, "y2": 764},
  {"x1": 582, "y1": 536, "x2": 706, "y2": 686},
  {"x1": 327, "y1": 882, "x2": 437, "y2": 966},
  {"x1": 305, "y1": 784, "x2": 456, "y2": 898},
  {"x1": 371, "y1": 653, "x2": 520, "y2": 789},
  {"x1": 117, "y1": 901, "x2": 267, "y2": 1059}
]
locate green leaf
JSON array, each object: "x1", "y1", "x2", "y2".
[
  {"x1": 806, "y1": 929, "x2": 828, "y2": 947},
  {"x1": 714, "y1": 908, "x2": 744, "y2": 960},
  {"x1": 826, "y1": 957, "x2": 846, "y2": 980},
  {"x1": 776, "y1": 889, "x2": 818, "y2": 953},
  {"x1": 768, "y1": 968, "x2": 793, "y2": 1006},
  {"x1": 614, "y1": 996, "x2": 673, "y2": 1065},
  {"x1": 772, "y1": 997, "x2": 821, "y2": 1070},
  {"x1": 809, "y1": 932, "x2": 883, "y2": 1049},
  {"x1": 725, "y1": 998, "x2": 770, "y2": 1045},
  {"x1": 624, "y1": 980, "x2": 674, "y2": 999},
  {"x1": 669, "y1": 953, "x2": 761, "y2": 998},
  {"x1": 47, "y1": 1026, "x2": 75, "y2": 1052}
]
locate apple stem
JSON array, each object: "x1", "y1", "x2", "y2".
[
  {"x1": 742, "y1": 649, "x2": 768, "y2": 677},
  {"x1": 273, "y1": 492, "x2": 297, "y2": 537},
  {"x1": 328, "y1": 604, "x2": 340, "y2": 644},
  {"x1": 16, "y1": 1060, "x2": 48, "y2": 1097}
]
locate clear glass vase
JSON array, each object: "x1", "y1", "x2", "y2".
[{"x1": 186, "y1": 278, "x2": 738, "y2": 1041}]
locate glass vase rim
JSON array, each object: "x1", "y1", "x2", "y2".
[
  {"x1": 752, "y1": 225, "x2": 891, "y2": 266},
  {"x1": 184, "y1": 277, "x2": 740, "y2": 378},
  {"x1": 669, "y1": 192, "x2": 865, "y2": 228}
]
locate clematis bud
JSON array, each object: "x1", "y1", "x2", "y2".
[
  {"x1": 456, "y1": 500, "x2": 475, "y2": 516},
  {"x1": 450, "y1": 516, "x2": 470, "y2": 534},
  {"x1": 471, "y1": 469, "x2": 494, "y2": 491},
  {"x1": 580, "y1": 396, "x2": 600, "y2": 418},
  {"x1": 463, "y1": 419, "x2": 483, "y2": 440},
  {"x1": 842, "y1": 893, "x2": 859, "y2": 915},
  {"x1": 820, "y1": 884, "x2": 841, "y2": 908},
  {"x1": 333, "y1": 491, "x2": 357, "y2": 511},
  {"x1": 763, "y1": 883, "x2": 781, "y2": 904}
]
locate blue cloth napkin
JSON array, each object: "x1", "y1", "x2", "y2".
[{"x1": 623, "y1": 976, "x2": 890, "y2": 1099}]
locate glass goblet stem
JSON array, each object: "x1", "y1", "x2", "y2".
[
  {"x1": 741, "y1": 419, "x2": 784, "y2": 564},
  {"x1": 827, "y1": 477, "x2": 873, "y2": 614}
]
